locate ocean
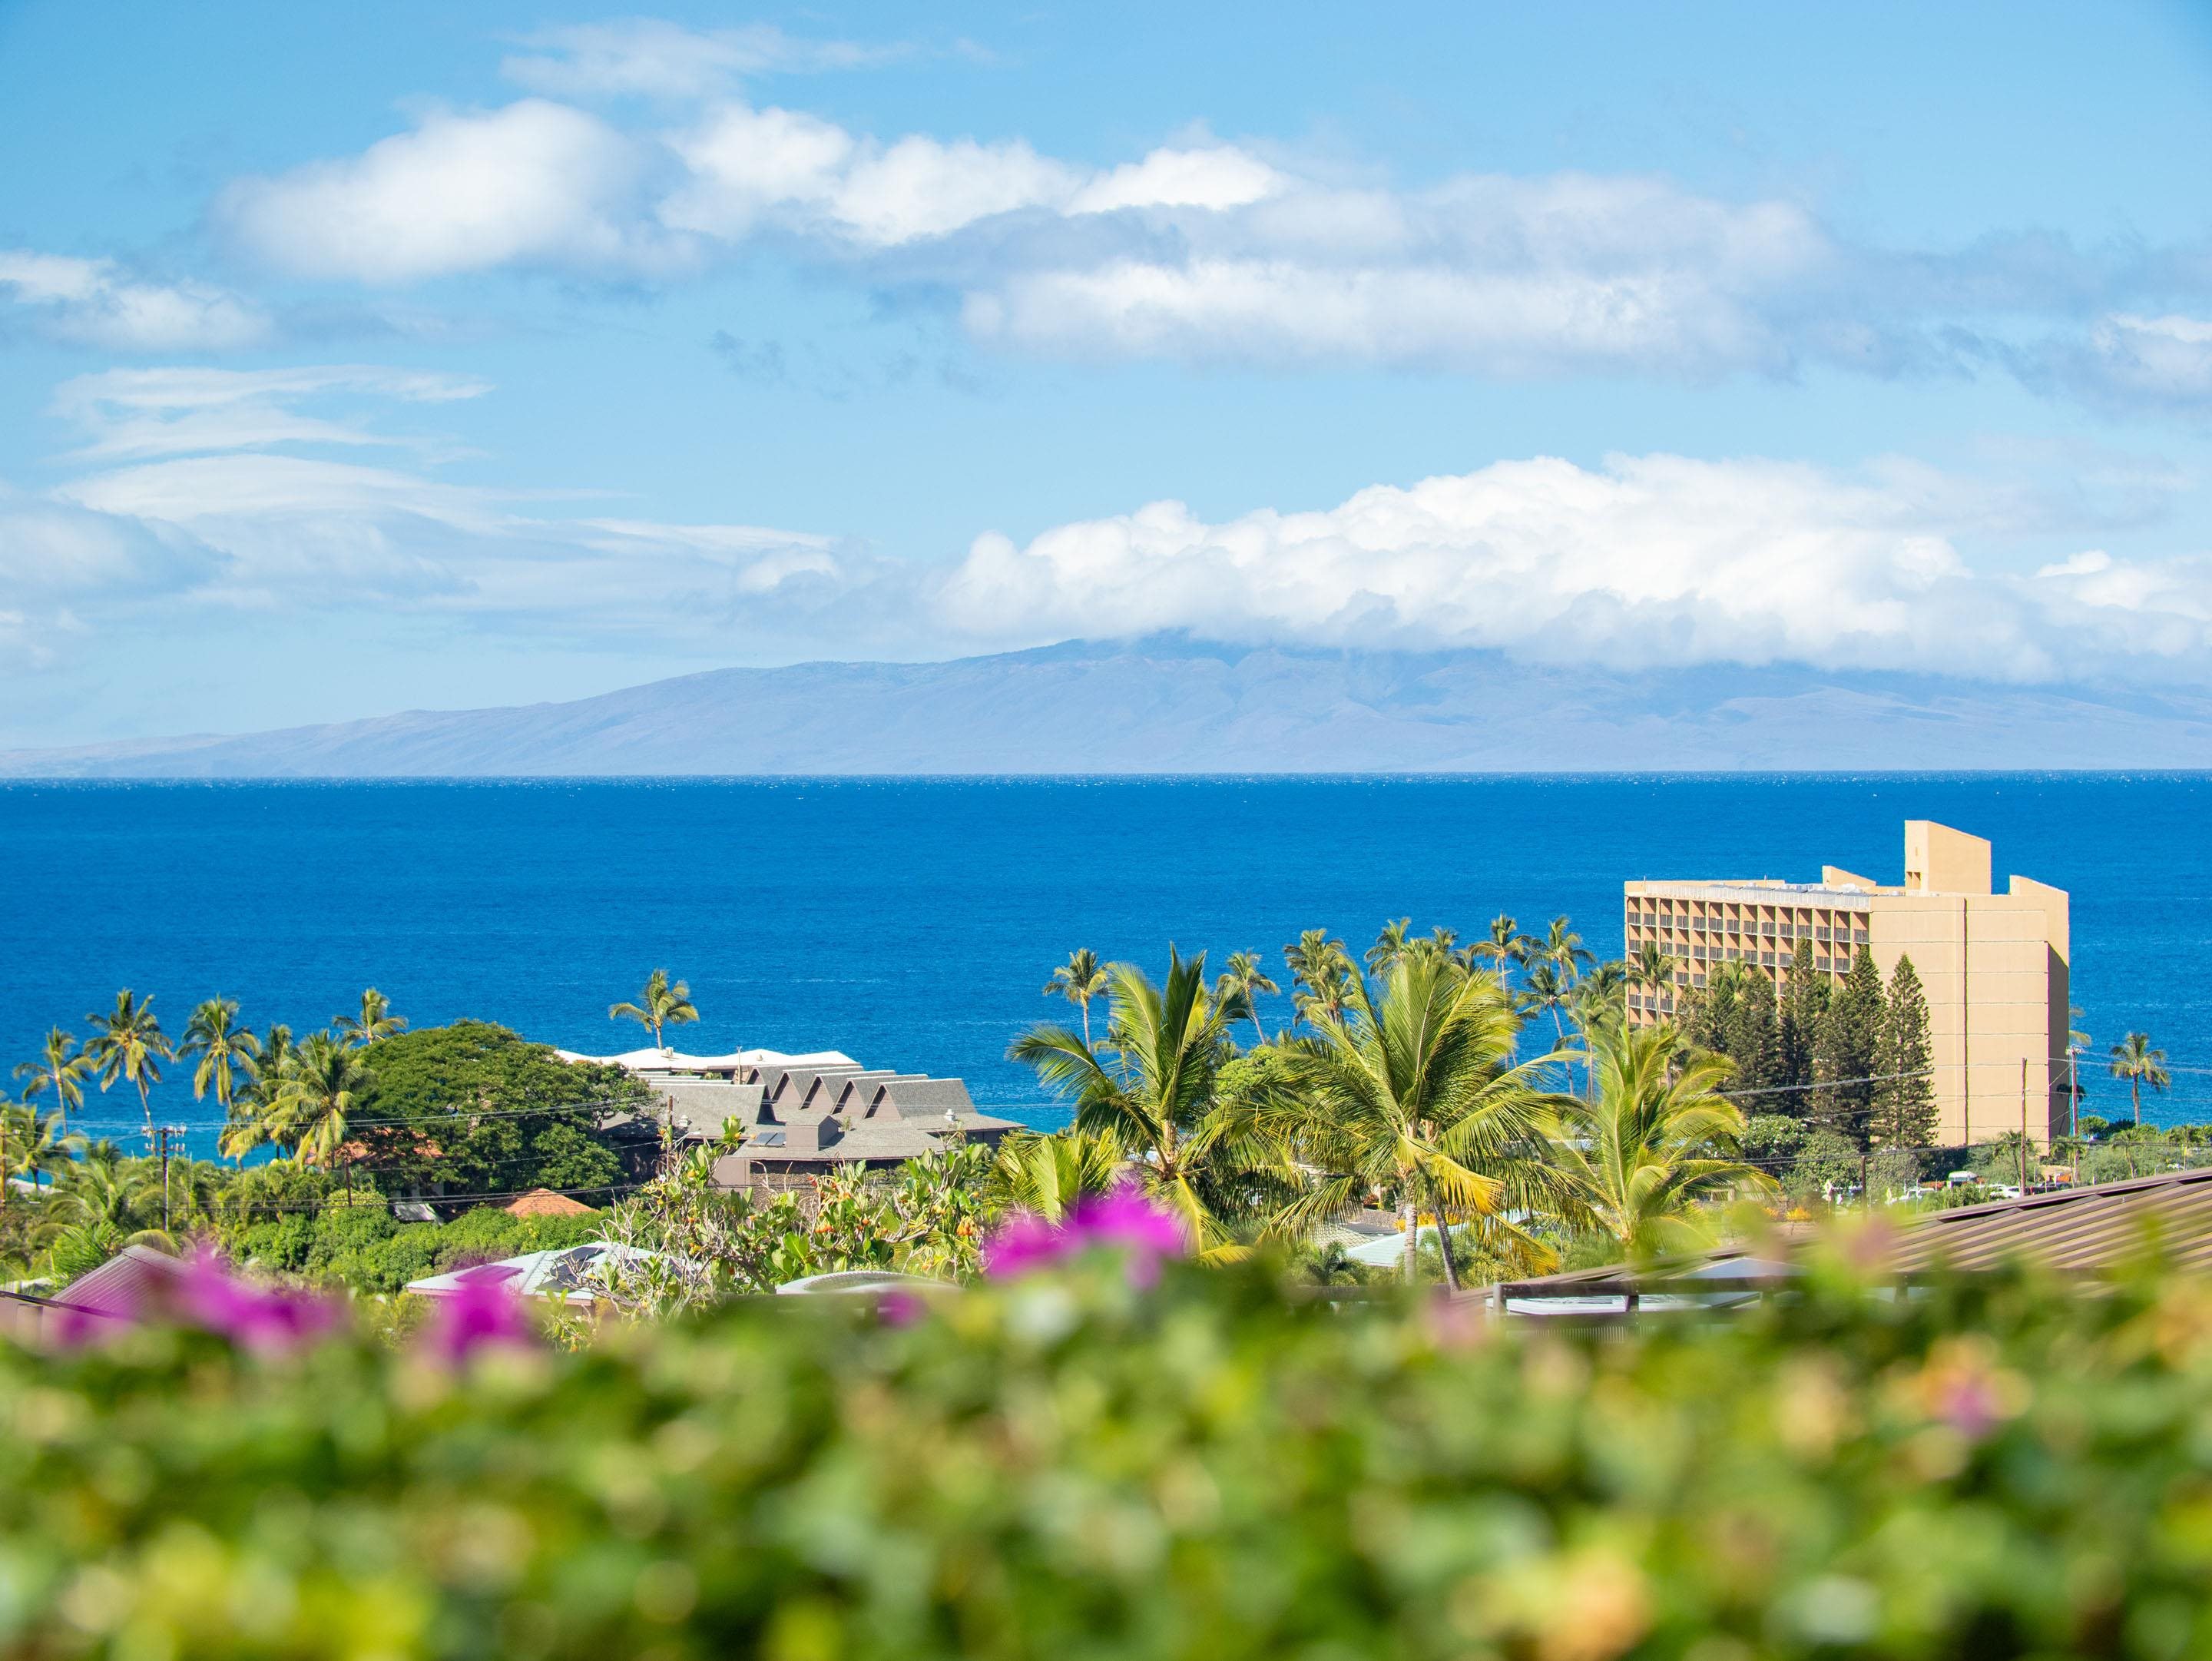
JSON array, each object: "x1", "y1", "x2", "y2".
[{"x1": 4, "y1": 775, "x2": 2209, "y2": 1151}]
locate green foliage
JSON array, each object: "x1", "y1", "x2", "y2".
[
  {"x1": 1788, "y1": 1126, "x2": 1863, "y2": 1200},
  {"x1": 1871, "y1": 954, "x2": 1938, "y2": 1149},
  {"x1": 344, "y1": 1021, "x2": 644, "y2": 1198},
  {"x1": 1813, "y1": 947, "x2": 1886, "y2": 1146},
  {"x1": 8, "y1": 1255, "x2": 2212, "y2": 1659},
  {"x1": 216, "y1": 1194, "x2": 604, "y2": 1292}
]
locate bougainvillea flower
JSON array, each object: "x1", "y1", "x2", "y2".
[
  {"x1": 422, "y1": 1278, "x2": 538, "y2": 1364},
  {"x1": 982, "y1": 1185, "x2": 1190, "y2": 1285},
  {"x1": 174, "y1": 1248, "x2": 343, "y2": 1353}
]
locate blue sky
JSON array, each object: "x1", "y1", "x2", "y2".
[{"x1": 4, "y1": 1, "x2": 2212, "y2": 744}]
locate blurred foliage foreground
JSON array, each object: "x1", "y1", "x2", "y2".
[{"x1": 6, "y1": 1246, "x2": 2212, "y2": 1661}]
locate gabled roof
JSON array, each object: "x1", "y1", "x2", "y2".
[
  {"x1": 51, "y1": 1244, "x2": 189, "y2": 1318},
  {"x1": 1492, "y1": 1166, "x2": 2212, "y2": 1314},
  {"x1": 405, "y1": 1240, "x2": 657, "y2": 1306}
]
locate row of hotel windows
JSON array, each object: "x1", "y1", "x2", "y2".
[
  {"x1": 1625, "y1": 940, "x2": 1852, "y2": 977},
  {"x1": 1624, "y1": 900, "x2": 1869, "y2": 947}
]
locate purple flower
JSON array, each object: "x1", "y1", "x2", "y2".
[
  {"x1": 422, "y1": 1278, "x2": 538, "y2": 1364},
  {"x1": 982, "y1": 1184, "x2": 1190, "y2": 1285},
  {"x1": 174, "y1": 1249, "x2": 343, "y2": 1354}
]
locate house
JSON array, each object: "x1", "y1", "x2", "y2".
[
  {"x1": 1488, "y1": 1165, "x2": 2212, "y2": 1318},
  {"x1": 568, "y1": 1045, "x2": 1020, "y2": 1193},
  {"x1": 405, "y1": 1240, "x2": 657, "y2": 1306}
]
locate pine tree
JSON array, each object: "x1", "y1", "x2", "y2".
[
  {"x1": 1725, "y1": 970, "x2": 1782, "y2": 1100},
  {"x1": 1779, "y1": 940, "x2": 1828, "y2": 1090},
  {"x1": 1814, "y1": 947, "x2": 1887, "y2": 1149},
  {"x1": 1681, "y1": 964, "x2": 1739, "y2": 1057},
  {"x1": 1872, "y1": 955, "x2": 1938, "y2": 1148}
]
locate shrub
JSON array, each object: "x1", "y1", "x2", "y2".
[{"x1": 6, "y1": 1249, "x2": 2212, "y2": 1659}]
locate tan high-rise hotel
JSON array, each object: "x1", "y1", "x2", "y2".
[{"x1": 1623, "y1": 821, "x2": 2070, "y2": 1145}]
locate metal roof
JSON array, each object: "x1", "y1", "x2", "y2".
[{"x1": 1493, "y1": 1167, "x2": 2212, "y2": 1311}]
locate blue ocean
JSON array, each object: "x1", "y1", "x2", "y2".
[{"x1": 5, "y1": 775, "x2": 2209, "y2": 1151}]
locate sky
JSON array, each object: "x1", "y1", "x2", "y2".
[{"x1": 5, "y1": 1, "x2": 2212, "y2": 744}]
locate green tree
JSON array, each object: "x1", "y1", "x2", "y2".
[
  {"x1": 1043, "y1": 950, "x2": 1109, "y2": 1048},
  {"x1": 1871, "y1": 955, "x2": 1937, "y2": 1149},
  {"x1": 0, "y1": 1102, "x2": 84, "y2": 1207},
  {"x1": 1571, "y1": 961, "x2": 1631, "y2": 1049},
  {"x1": 14, "y1": 1027, "x2": 94, "y2": 1129},
  {"x1": 1213, "y1": 951, "x2": 1280, "y2": 1045},
  {"x1": 1724, "y1": 970, "x2": 1782, "y2": 1100},
  {"x1": 608, "y1": 969, "x2": 700, "y2": 1050},
  {"x1": 1631, "y1": 940, "x2": 1677, "y2": 1003},
  {"x1": 1522, "y1": 959, "x2": 1574, "y2": 1043},
  {"x1": 1778, "y1": 940, "x2": 1828, "y2": 1089},
  {"x1": 1813, "y1": 948, "x2": 1886, "y2": 1148},
  {"x1": 1239, "y1": 953, "x2": 1568, "y2": 1290},
  {"x1": 84, "y1": 990, "x2": 172, "y2": 1145},
  {"x1": 1283, "y1": 930, "x2": 1355, "y2": 1027},
  {"x1": 1679, "y1": 963, "x2": 1742, "y2": 1059},
  {"x1": 1540, "y1": 916, "x2": 1594, "y2": 986},
  {"x1": 986, "y1": 1128, "x2": 1126, "y2": 1222},
  {"x1": 335, "y1": 987, "x2": 406, "y2": 1049},
  {"x1": 1009, "y1": 950, "x2": 1277, "y2": 1259},
  {"x1": 1475, "y1": 913, "x2": 1535, "y2": 986},
  {"x1": 180, "y1": 997, "x2": 258, "y2": 1131},
  {"x1": 1363, "y1": 918, "x2": 1414, "y2": 976},
  {"x1": 265, "y1": 1033, "x2": 371, "y2": 1167},
  {"x1": 341, "y1": 1023, "x2": 642, "y2": 1199},
  {"x1": 2108, "y1": 1033, "x2": 2172, "y2": 1128},
  {"x1": 1553, "y1": 1023, "x2": 1770, "y2": 1258}
]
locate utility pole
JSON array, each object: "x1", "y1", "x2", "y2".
[{"x1": 151, "y1": 1125, "x2": 192, "y2": 1233}]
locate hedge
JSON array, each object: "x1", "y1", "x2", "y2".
[{"x1": 3, "y1": 1244, "x2": 2210, "y2": 1659}]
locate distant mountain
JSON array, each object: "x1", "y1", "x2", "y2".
[{"x1": 7, "y1": 638, "x2": 2211, "y2": 776}]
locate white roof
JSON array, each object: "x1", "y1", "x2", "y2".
[
  {"x1": 554, "y1": 1046, "x2": 859, "y2": 1073},
  {"x1": 405, "y1": 1239, "x2": 658, "y2": 1306}
]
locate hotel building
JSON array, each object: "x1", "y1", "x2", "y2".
[{"x1": 1623, "y1": 821, "x2": 2071, "y2": 1146}]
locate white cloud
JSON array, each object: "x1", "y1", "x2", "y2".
[
  {"x1": 502, "y1": 20, "x2": 911, "y2": 99},
  {"x1": 53, "y1": 365, "x2": 490, "y2": 460},
  {"x1": 0, "y1": 251, "x2": 270, "y2": 350},
  {"x1": 216, "y1": 100, "x2": 678, "y2": 283},
  {"x1": 935, "y1": 455, "x2": 2212, "y2": 684},
  {"x1": 14, "y1": 366, "x2": 854, "y2": 645}
]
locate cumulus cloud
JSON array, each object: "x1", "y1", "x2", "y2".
[
  {"x1": 207, "y1": 86, "x2": 2212, "y2": 403},
  {"x1": 935, "y1": 455, "x2": 2212, "y2": 685},
  {"x1": 0, "y1": 251, "x2": 270, "y2": 350},
  {"x1": 216, "y1": 100, "x2": 683, "y2": 283},
  {"x1": 15, "y1": 360, "x2": 2212, "y2": 688}
]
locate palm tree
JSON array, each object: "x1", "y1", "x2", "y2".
[
  {"x1": 179, "y1": 997, "x2": 257, "y2": 1127},
  {"x1": 0, "y1": 1102, "x2": 84, "y2": 1207},
  {"x1": 1541, "y1": 916, "x2": 1594, "y2": 983},
  {"x1": 244, "y1": 1033, "x2": 370, "y2": 1167},
  {"x1": 609, "y1": 969, "x2": 700, "y2": 1050},
  {"x1": 1043, "y1": 950, "x2": 1109, "y2": 1048},
  {"x1": 1631, "y1": 941, "x2": 1677, "y2": 999},
  {"x1": 1242, "y1": 952, "x2": 1571, "y2": 1290},
  {"x1": 1364, "y1": 918, "x2": 1413, "y2": 976},
  {"x1": 1214, "y1": 950, "x2": 1280, "y2": 1045},
  {"x1": 1572, "y1": 961, "x2": 1632, "y2": 1039},
  {"x1": 1522, "y1": 959, "x2": 1572, "y2": 1042},
  {"x1": 1553, "y1": 1023, "x2": 1770, "y2": 1259},
  {"x1": 987, "y1": 1127, "x2": 1127, "y2": 1222},
  {"x1": 36, "y1": 1158, "x2": 172, "y2": 1271},
  {"x1": 2109, "y1": 1033, "x2": 2172, "y2": 1127},
  {"x1": 15, "y1": 1028, "x2": 94, "y2": 1129},
  {"x1": 1285, "y1": 930, "x2": 1355, "y2": 1027},
  {"x1": 1009, "y1": 950, "x2": 1278, "y2": 1258},
  {"x1": 1474, "y1": 914, "x2": 1535, "y2": 986},
  {"x1": 335, "y1": 987, "x2": 406, "y2": 1049},
  {"x1": 84, "y1": 990, "x2": 172, "y2": 1145}
]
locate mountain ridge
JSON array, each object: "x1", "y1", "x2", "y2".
[{"x1": 7, "y1": 638, "x2": 2211, "y2": 777}]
